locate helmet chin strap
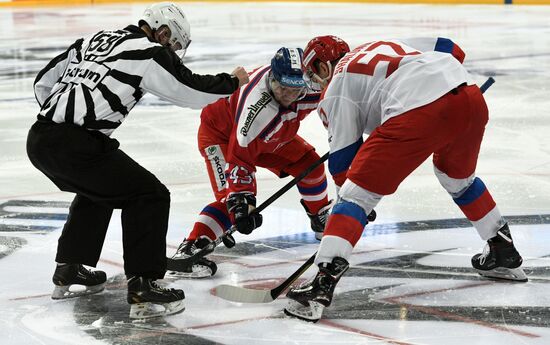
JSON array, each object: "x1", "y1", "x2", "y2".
[
  {"x1": 175, "y1": 48, "x2": 187, "y2": 59},
  {"x1": 312, "y1": 61, "x2": 333, "y2": 90},
  {"x1": 152, "y1": 26, "x2": 187, "y2": 59},
  {"x1": 320, "y1": 62, "x2": 333, "y2": 88}
]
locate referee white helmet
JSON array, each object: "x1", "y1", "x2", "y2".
[{"x1": 140, "y1": 2, "x2": 191, "y2": 56}]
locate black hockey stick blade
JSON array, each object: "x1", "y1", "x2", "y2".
[{"x1": 215, "y1": 253, "x2": 316, "y2": 303}]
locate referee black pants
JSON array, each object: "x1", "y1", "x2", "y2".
[{"x1": 27, "y1": 121, "x2": 169, "y2": 279}]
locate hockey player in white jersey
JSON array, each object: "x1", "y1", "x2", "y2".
[
  {"x1": 26, "y1": 2, "x2": 248, "y2": 319},
  {"x1": 284, "y1": 35, "x2": 526, "y2": 322}
]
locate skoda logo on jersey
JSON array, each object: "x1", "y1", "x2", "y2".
[
  {"x1": 205, "y1": 145, "x2": 226, "y2": 190},
  {"x1": 213, "y1": 156, "x2": 226, "y2": 187},
  {"x1": 207, "y1": 146, "x2": 217, "y2": 156}
]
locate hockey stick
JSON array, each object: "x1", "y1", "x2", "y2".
[
  {"x1": 166, "y1": 151, "x2": 329, "y2": 271},
  {"x1": 479, "y1": 76, "x2": 495, "y2": 93},
  {"x1": 254, "y1": 151, "x2": 329, "y2": 214},
  {"x1": 214, "y1": 77, "x2": 496, "y2": 304},
  {"x1": 215, "y1": 206, "x2": 374, "y2": 303},
  {"x1": 214, "y1": 254, "x2": 316, "y2": 303}
]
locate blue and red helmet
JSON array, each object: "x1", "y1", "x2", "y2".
[{"x1": 270, "y1": 47, "x2": 306, "y2": 88}]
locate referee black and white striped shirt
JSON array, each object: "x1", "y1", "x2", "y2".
[{"x1": 34, "y1": 25, "x2": 239, "y2": 136}]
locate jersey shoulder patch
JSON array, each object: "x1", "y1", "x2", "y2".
[
  {"x1": 238, "y1": 90, "x2": 273, "y2": 138},
  {"x1": 236, "y1": 86, "x2": 279, "y2": 146}
]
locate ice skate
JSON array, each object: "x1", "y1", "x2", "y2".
[
  {"x1": 300, "y1": 199, "x2": 333, "y2": 240},
  {"x1": 167, "y1": 238, "x2": 217, "y2": 278},
  {"x1": 127, "y1": 276, "x2": 185, "y2": 319},
  {"x1": 51, "y1": 264, "x2": 107, "y2": 300},
  {"x1": 284, "y1": 257, "x2": 349, "y2": 322},
  {"x1": 471, "y1": 223, "x2": 527, "y2": 282}
]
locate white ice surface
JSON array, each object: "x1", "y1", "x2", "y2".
[{"x1": 1, "y1": 2, "x2": 550, "y2": 345}]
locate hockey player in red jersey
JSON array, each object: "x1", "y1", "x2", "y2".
[
  {"x1": 168, "y1": 47, "x2": 332, "y2": 278},
  {"x1": 284, "y1": 35, "x2": 527, "y2": 322}
]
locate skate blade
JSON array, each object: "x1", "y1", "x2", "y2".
[
  {"x1": 129, "y1": 300, "x2": 185, "y2": 319},
  {"x1": 476, "y1": 267, "x2": 528, "y2": 282},
  {"x1": 283, "y1": 300, "x2": 324, "y2": 323},
  {"x1": 51, "y1": 282, "x2": 105, "y2": 300},
  {"x1": 166, "y1": 266, "x2": 213, "y2": 279}
]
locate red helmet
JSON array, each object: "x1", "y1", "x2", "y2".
[{"x1": 302, "y1": 35, "x2": 350, "y2": 74}]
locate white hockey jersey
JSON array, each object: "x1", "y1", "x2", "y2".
[{"x1": 319, "y1": 38, "x2": 470, "y2": 184}]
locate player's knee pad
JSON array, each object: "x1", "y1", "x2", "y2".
[
  {"x1": 433, "y1": 166, "x2": 475, "y2": 198},
  {"x1": 338, "y1": 179, "x2": 381, "y2": 214}
]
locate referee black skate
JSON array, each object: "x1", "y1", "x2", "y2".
[{"x1": 27, "y1": 2, "x2": 248, "y2": 319}]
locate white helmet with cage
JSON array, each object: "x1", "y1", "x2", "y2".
[{"x1": 140, "y1": 2, "x2": 191, "y2": 56}]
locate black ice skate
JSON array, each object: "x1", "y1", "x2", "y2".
[
  {"x1": 471, "y1": 223, "x2": 527, "y2": 282},
  {"x1": 127, "y1": 276, "x2": 185, "y2": 319},
  {"x1": 284, "y1": 257, "x2": 349, "y2": 322},
  {"x1": 51, "y1": 264, "x2": 106, "y2": 300},
  {"x1": 300, "y1": 199, "x2": 333, "y2": 241},
  {"x1": 167, "y1": 237, "x2": 217, "y2": 278}
]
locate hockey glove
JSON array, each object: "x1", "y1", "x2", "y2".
[
  {"x1": 367, "y1": 209, "x2": 377, "y2": 222},
  {"x1": 226, "y1": 192, "x2": 263, "y2": 235}
]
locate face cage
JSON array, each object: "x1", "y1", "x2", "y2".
[
  {"x1": 168, "y1": 37, "x2": 191, "y2": 59},
  {"x1": 174, "y1": 44, "x2": 190, "y2": 60},
  {"x1": 303, "y1": 62, "x2": 333, "y2": 92},
  {"x1": 303, "y1": 69, "x2": 323, "y2": 92},
  {"x1": 157, "y1": 23, "x2": 191, "y2": 58},
  {"x1": 268, "y1": 73, "x2": 308, "y2": 103},
  {"x1": 172, "y1": 48, "x2": 185, "y2": 59}
]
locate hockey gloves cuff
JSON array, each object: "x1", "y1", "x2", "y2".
[
  {"x1": 227, "y1": 192, "x2": 263, "y2": 234},
  {"x1": 367, "y1": 209, "x2": 377, "y2": 222}
]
